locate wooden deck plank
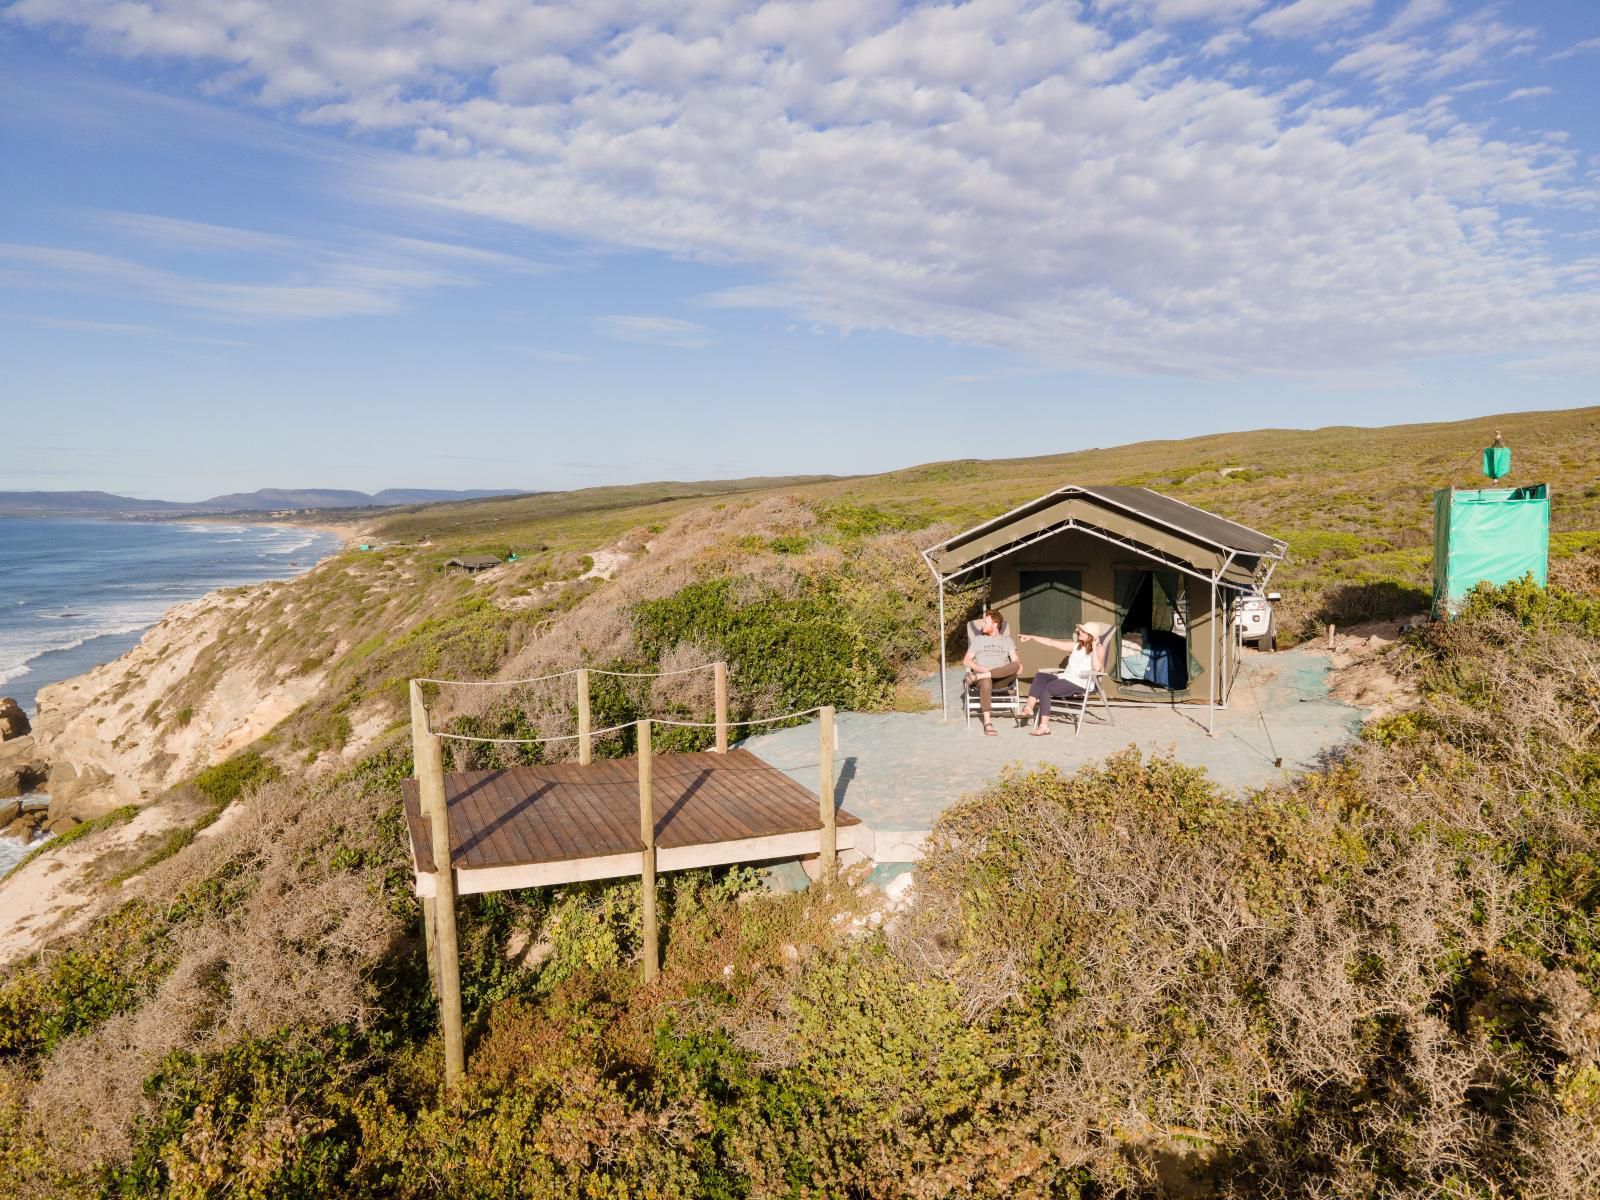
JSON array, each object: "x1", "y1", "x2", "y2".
[
  {"x1": 453, "y1": 774, "x2": 511, "y2": 868},
  {"x1": 553, "y1": 763, "x2": 639, "y2": 851},
  {"x1": 660, "y1": 769, "x2": 764, "y2": 845},
  {"x1": 403, "y1": 750, "x2": 856, "y2": 880}
]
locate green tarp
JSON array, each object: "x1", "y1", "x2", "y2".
[{"x1": 1432, "y1": 485, "x2": 1549, "y2": 616}]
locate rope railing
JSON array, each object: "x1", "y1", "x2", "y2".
[
  {"x1": 647, "y1": 708, "x2": 825, "y2": 731},
  {"x1": 428, "y1": 719, "x2": 636, "y2": 746},
  {"x1": 416, "y1": 660, "x2": 741, "y2": 754},
  {"x1": 424, "y1": 707, "x2": 825, "y2": 745},
  {"x1": 414, "y1": 661, "x2": 719, "y2": 688}
]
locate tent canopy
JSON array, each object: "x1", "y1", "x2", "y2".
[{"x1": 926, "y1": 485, "x2": 1285, "y2": 588}]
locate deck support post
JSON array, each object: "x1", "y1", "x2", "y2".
[
  {"x1": 420, "y1": 895, "x2": 439, "y2": 991},
  {"x1": 818, "y1": 706, "x2": 837, "y2": 872},
  {"x1": 410, "y1": 680, "x2": 465, "y2": 1090},
  {"x1": 713, "y1": 661, "x2": 728, "y2": 754},
  {"x1": 577, "y1": 668, "x2": 592, "y2": 766},
  {"x1": 637, "y1": 720, "x2": 659, "y2": 984}
]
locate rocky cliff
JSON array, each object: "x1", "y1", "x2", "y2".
[{"x1": 30, "y1": 586, "x2": 331, "y2": 822}]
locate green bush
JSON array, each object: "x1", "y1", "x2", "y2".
[
  {"x1": 194, "y1": 751, "x2": 281, "y2": 806},
  {"x1": 814, "y1": 502, "x2": 931, "y2": 539},
  {"x1": 635, "y1": 576, "x2": 899, "y2": 716}
]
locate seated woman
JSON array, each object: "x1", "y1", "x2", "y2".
[{"x1": 1017, "y1": 625, "x2": 1096, "y2": 736}]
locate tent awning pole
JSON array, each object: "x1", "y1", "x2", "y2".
[
  {"x1": 1208, "y1": 572, "x2": 1217, "y2": 737},
  {"x1": 924, "y1": 550, "x2": 949, "y2": 721}
]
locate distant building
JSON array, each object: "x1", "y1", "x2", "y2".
[{"x1": 446, "y1": 555, "x2": 502, "y2": 573}]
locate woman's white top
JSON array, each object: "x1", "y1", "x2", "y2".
[{"x1": 1063, "y1": 647, "x2": 1095, "y2": 688}]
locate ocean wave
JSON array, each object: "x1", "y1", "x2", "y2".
[
  {"x1": 0, "y1": 602, "x2": 174, "y2": 685},
  {"x1": 264, "y1": 534, "x2": 318, "y2": 555}
]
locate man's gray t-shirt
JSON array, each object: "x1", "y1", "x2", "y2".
[{"x1": 968, "y1": 632, "x2": 1016, "y2": 669}]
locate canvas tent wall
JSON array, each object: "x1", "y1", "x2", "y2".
[
  {"x1": 922, "y1": 486, "x2": 1286, "y2": 730},
  {"x1": 1432, "y1": 484, "x2": 1549, "y2": 617}
]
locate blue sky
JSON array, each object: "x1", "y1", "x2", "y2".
[{"x1": 2, "y1": 0, "x2": 1597, "y2": 501}]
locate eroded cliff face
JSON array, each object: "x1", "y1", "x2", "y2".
[{"x1": 31, "y1": 588, "x2": 330, "y2": 821}]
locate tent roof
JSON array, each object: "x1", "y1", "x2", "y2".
[{"x1": 925, "y1": 485, "x2": 1286, "y2": 586}]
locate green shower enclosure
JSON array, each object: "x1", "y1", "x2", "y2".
[{"x1": 1432, "y1": 484, "x2": 1550, "y2": 617}]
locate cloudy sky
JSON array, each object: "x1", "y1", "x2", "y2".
[{"x1": 2, "y1": 0, "x2": 1597, "y2": 499}]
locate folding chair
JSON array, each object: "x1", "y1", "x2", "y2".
[
  {"x1": 1047, "y1": 621, "x2": 1116, "y2": 736},
  {"x1": 963, "y1": 616, "x2": 1020, "y2": 729}
]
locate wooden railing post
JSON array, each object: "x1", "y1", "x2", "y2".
[
  {"x1": 713, "y1": 661, "x2": 728, "y2": 754},
  {"x1": 636, "y1": 720, "x2": 659, "y2": 983},
  {"x1": 818, "y1": 705, "x2": 837, "y2": 872},
  {"x1": 410, "y1": 680, "x2": 465, "y2": 1089},
  {"x1": 577, "y1": 668, "x2": 592, "y2": 766}
]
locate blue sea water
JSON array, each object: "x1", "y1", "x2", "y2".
[
  {"x1": 0, "y1": 519, "x2": 342, "y2": 718},
  {"x1": 0, "y1": 519, "x2": 341, "y2": 876}
]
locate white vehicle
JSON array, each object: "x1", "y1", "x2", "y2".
[{"x1": 1235, "y1": 589, "x2": 1280, "y2": 650}]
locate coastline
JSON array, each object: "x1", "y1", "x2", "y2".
[{"x1": 0, "y1": 521, "x2": 350, "y2": 874}]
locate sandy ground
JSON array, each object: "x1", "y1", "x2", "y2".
[
  {"x1": 0, "y1": 803, "x2": 186, "y2": 968},
  {"x1": 742, "y1": 644, "x2": 1367, "y2": 863}
]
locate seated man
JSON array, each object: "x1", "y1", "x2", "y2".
[{"x1": 963, "y1": 609, "x2": 1019, "y2": 735}]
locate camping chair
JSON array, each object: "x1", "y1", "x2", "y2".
[
  {"x1": 1047, "y1": 621, "x2": 1116, "y2": 736},
  {"x1": 963, "y1": 616, "x2": 1021, "y2": 728}
]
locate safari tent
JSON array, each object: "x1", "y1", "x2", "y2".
[{"x1": 922, "y1": 486, "x2": 1287, "y2": 731}]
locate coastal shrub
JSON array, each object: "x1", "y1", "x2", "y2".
[
  {"x1": 635, "y1": 576, "x2": 898, "y2": 715},
  {"x1": 193, "y1": 750, "x2": 281, "y2": 807},
  {"x1": 0, "y1": 900, "x2": 174, "y2": 1061},
  {"x1": 814, "y1": 502, "x2": 931, "y2": 539},
  {"x1": 112, "y1": 1028, "x2": 372, "y2": 1199}
]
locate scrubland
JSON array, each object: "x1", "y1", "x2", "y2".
[{"x1": 2, "y1": 408, "x2": 1599, "y2": 1197}]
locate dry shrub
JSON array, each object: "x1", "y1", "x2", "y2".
[{"x1": 3, "y1": 772, "x2": 407, "y2": 1186}]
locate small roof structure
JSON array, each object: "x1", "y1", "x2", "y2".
[
  {"x1": 446, "y1": 554, "x2": 502, "y2": 572},
  {"x1": 922, "y1": 485, "x2": 1287, "y2": 733}
]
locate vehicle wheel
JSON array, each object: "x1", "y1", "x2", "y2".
[{"x1": 1267, "y1": 621, "x2": 1278, "y2": 653}]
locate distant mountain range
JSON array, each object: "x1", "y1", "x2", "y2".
[{"x1": 0, "y1": 488, "x2": 529, "y2": 518}]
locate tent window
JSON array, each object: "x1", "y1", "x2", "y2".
[{"x1": 1019, "y1": 570, "x2": 1083, "y2": 638}]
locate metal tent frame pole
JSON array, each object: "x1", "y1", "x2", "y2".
[
  {"x1": 923, "y1": 551, "x2": 950, "y2": 721},
  {"x1": 1207, "y1": 573, "x2": 1218, "y2": 737}
]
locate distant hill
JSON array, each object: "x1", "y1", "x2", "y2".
[
  {"x1": 0, "y1": 490, "x2": 189, "y2": 516},
  {"x1": 0, "y1": 487, "x2": 528, "y2": 518}
]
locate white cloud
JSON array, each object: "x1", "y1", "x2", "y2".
[
  {"x1": 1546, "y1": 36, "x2": 1600, "y2": 63},
  {"x1": 596, "y1": 315, "x2": 713, "y2": 349},
  {"x1": 7, "y1": 0, "x2": 1597, "y2": 377},
  {"x1": 1505, "y1": 86, "x2": 1552, "y2": 102},
  {"x1": 0, "y1": 219, "x2": 512, "y2": 321},
  {"x1": 1252, "y1": 0, "x2": 1372, "y2": 40}
]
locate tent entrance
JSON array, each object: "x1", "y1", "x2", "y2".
[{"x1": 1114, "y1": 568, "x2": 1190, "y2": 692}]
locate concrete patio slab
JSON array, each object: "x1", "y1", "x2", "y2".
[{"x1": 741, "y1": 645, "x2": 1365, "y2": 864}]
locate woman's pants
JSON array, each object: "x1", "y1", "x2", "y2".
[{"x1": 1027, "y1": 672, "x2": 1087, "y2": 716}]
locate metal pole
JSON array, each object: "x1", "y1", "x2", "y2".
[
  {"x1": 637, "y1": 720, "x2": 659, "y2": 984},
  {"x1": 818, "y1": 706, "x2": 837, "y2": 872},
  {"x1": 410, "y1": 680, "x2": 465, "y2": 1088},
  {"x1": 1207, "y1": 575, "x2": 1217, "y2": 737}
]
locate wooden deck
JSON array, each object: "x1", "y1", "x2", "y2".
[{"x1": 401, "y1": 748, "x2": 861, "y2": 897}]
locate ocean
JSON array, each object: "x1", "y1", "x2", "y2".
[{"x1": 0, "y1": 518, "x2": 342, "y2": 875}]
